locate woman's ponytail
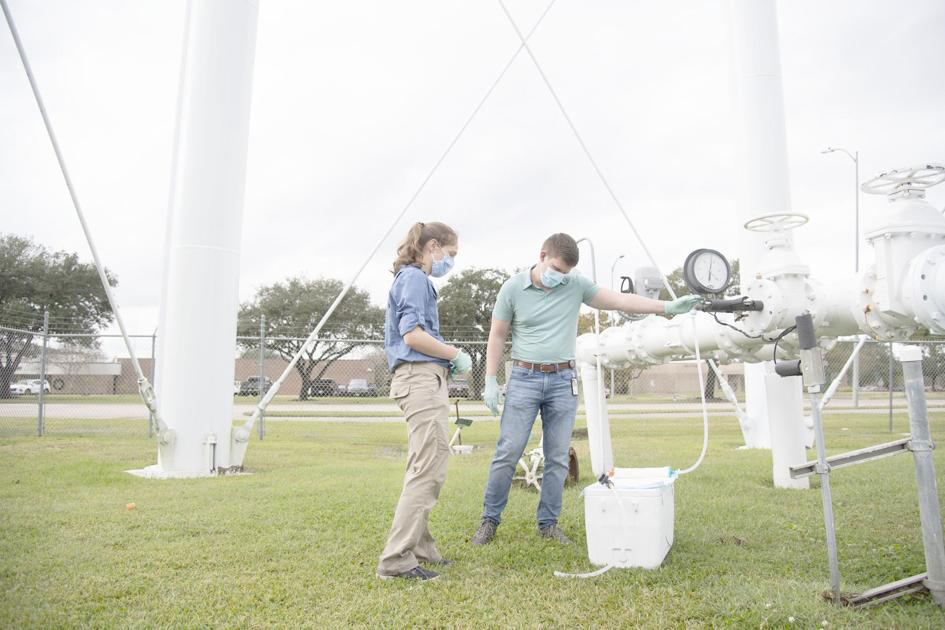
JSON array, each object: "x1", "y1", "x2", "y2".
[{"x1": 391, "y1": 221, "x2": 457, "y2": 274}]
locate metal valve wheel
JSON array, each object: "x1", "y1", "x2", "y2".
[
  {"x1": 860, "y1": 163, "x2": 945, "y2": 198},
  {"x1": 743, "y1": 212, "x2": 810, "y2": 233}
]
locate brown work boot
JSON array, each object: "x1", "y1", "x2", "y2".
[
  {"x1": 538, "y1": 524, "x2": 573, "y2": 544},
  {"x1": 470, "y1": 519, "x2": 498, "y2": 545}
]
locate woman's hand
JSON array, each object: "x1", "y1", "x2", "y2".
[{"x1": 449, "y1": 349, "x2": 472, "y2": 375}]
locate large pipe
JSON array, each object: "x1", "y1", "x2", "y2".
[{"x1": 142, "y1": 0, "x2": 259, "y2": 477}]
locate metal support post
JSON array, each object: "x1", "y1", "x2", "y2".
[
  {"x1": 37, "y1": 310, "x2": 49, "y2": 437},
  {"x1": 852, "y1": 352, "x2": 860, "y2": 408},
  {"x1": 149, "y1": 330, "x2": 156, "y2": 438},
  {"x1": 900, "y1": 350, "x2": 945, "y2": 607},
  {"x1": 888, "y1": 342, "x2": 894, "y2": 432},
  {"x1": 809, "y1": 384, "x2": 842, "y2": 601},
  {"x1": 610, "y1": 368, "x2": 615, "y2": 399},
  {"x1": 796, "y1": 314, "x2": 842, "y2": 601},
  {"x1": 258, "y1": 314, "x2": 266, "y2": 440}
]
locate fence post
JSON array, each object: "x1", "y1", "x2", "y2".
[
  {"x1": 149, "y1": 329, "x2": 156, "y2": 438},
  {"x1": 852, "y1": 351, "x2": 860, "y2": 408},
  {"x1": 258, "y1": 314, "x2": 265, "y2": 440},
  {"x1": 888, "y1": 342, "x2": 894, "y2": 432},
  {"x1": 37, "y1": 310, "x2": 49, "y2": 437}
]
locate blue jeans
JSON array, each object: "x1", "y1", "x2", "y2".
[{"x1": 482, "y1": 365, "x2": 578, "y2": 529}]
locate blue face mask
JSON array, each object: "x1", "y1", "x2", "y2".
[
  {"x1": 431, "y1": 252, "x2": 454, "y2": 278},
  {"x1": 540, "y1": 265, "x2": 568, "y2": 288}
]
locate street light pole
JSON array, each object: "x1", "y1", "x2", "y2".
[
  {"x1": 610, "y1": 254, "x2": 626, "y2": 293},
  {"x1": 855, "y1": 150, "x2": 859, "y2": 272},
  {"x1": 609, "y1": 254, "x2": 626, "y2": 398},
  {"x1": 821, "y1": 146, "x2": 859, "y2": 273},
  {"x1": 823, "y1": 146, "x2": 860, "y2": 406}
]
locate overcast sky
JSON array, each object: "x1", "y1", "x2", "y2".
[{"x1": 2, "y1": 0, "x2": 944, "y2": 355}]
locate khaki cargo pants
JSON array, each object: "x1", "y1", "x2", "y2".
[{"x1": 377, "y1": 361, "x2": 451, "y2": 575}]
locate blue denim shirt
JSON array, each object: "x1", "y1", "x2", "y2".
[{"x1": 384, "y1": 265, "x2": 450, "y2": 372}]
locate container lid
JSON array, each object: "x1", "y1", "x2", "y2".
[{"x1": 583, "y1": 476, "x2": 675, "y2": 495}]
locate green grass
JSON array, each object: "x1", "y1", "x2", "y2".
[{"x1": 1, "y1": 411, "x2": 944, "y2": 628}]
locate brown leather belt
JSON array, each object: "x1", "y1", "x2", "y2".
[{"x1": 513, "y1": 359, "x2": 574, "y2": 372}]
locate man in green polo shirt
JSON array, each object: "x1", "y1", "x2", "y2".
[{"x1": 470, "y1": 233, "x2": 701, "y2": 545}]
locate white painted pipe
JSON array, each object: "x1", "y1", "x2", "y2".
[
  {"x1": 819, "y1": 336, "x2": 867, "y2": 412},
  {"x1": 707, "y1": 359, "x2": 754, "y2": 445},
  {"x1": 581, "y1": 360, "x2": 613, "y2": 478},
  {"x1": 148, "y1": 0, "x2": 259, "y2": 477}
]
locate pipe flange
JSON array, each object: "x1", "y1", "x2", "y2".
[
  {"x1": 855, "y1": 266, "x2": 918, "y2": 340},
  {"x1": 903, "y1": 245, "x2": 945, "y2": 335},
  {"x1": 626, "y1": 316, "x2": 666, "y2": 365},
  {"x1": 742, "y1": 278, "x2": 785, "y2": 335}
]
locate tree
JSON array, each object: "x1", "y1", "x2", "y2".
[
  {"x1": 236, "y1": 277, "x2": 383, "y2": 400},
  {"x1": 366, "y1": 348, "x2": 391, "y2": 395},
  {"x1": 923, "y1": 343, "x2": 945, "y2": 391},
  {"x1": 437, "y1": 268, "x2": 510, "y2": 398},
  {"x1": 0, "y1": 234, "x2": 115, "y2": 398},
  {"x1": 578, "y1": 310, "x2": 619, "y2": 335}
]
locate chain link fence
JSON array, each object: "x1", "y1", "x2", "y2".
[
  {"x1": 2, "y1": 320, "x2": 943, "y2": 438},
  {"x1": 0, "y1": 324, "x2": 156, "y2": 437}
]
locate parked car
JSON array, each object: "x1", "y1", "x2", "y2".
[
  {"x1": 10, "y1": 379, "x2": 49, "y2": 395},
  {"x1": 344, "y1": 378, "x2": 378, "y2": 397},
  {"x1": 309, "y1": 378, "x2": 339, "y2": 397},
  {"x1": 448, "y1": 378, "x2": 469, "y2": 398},
  {"x1": 233, "y1": 380, "x2": 241, "y2": 395},
  {"x1": 239, "y1": 376, "x2": 272, "y2": 397},
  {"x1": 9, "y1": 382, "x2": 28, "y2": 396}
]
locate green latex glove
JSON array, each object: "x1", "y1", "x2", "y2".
[
  {"x1": 483, "y1": 375, "x2": 500, "y2": 416},
  {"x1": 449, "y1": 349, "x2": 472, "y2": 375},
  {"x1": 664, "y1": 294, "x2": 703, "y2": 316}
]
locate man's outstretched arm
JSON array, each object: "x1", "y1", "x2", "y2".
[{"x1": 589, "y1": 288, "x2": 701, "y2": 316}]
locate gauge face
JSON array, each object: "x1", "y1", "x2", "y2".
[{"x1": 683, "y1": 249, "x2": 731, "y2": 295}]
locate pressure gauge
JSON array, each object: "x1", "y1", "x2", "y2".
[{"x1": 683, "y1": 248, "x2": 731, "y2": 295}]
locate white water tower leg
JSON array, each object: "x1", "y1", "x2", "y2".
[
  {"x1": 765, "y1": 369, "x2": 809, "y2": 489},
  {"x1": 134, "y1": 0, "x2": 259, "y2": 478},
  {"x1": 729, "y1": 0, "x2": 808, "y2": 487}
]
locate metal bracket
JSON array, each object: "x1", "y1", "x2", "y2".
[
  {"x1": 791, "y1": 438, "x2": 911, "y2": 479},
  {"x1": 841, "y1": 573, "x2": 929, "y2": 608},
  {"x1": 907, "y1": 439, "x2": 935, "y2": 453}
]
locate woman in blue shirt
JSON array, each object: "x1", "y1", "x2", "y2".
[{"x1": 376, "y1": 221, "x2": 472, "y2": 581}]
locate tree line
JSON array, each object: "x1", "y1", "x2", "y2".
[{"x1": 5, "y1": 233, "x2": 944, "y2": 402}]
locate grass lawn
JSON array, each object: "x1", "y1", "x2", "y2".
[{"x1": 1, "y1": 410, "x2": 944, "y2": 628}]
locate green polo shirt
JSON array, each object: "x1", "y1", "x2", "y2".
[{"x1": 493, "y1": 266, "x2": 599, "y2": 363}]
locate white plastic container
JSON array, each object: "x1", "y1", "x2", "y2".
[{"x1": 582, "y1": 476, "x2": 675, "y2": 569}]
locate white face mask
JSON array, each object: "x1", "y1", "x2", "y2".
[
  {"x1": 431, "y1": 251, "x2": 454, "y2": 278},
  {"x1": 539, "y1": 259, "x2": 569, "y2": 288},
  {"x1": 429, "y1": 242, "x2": 455, "y2": 278}
]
